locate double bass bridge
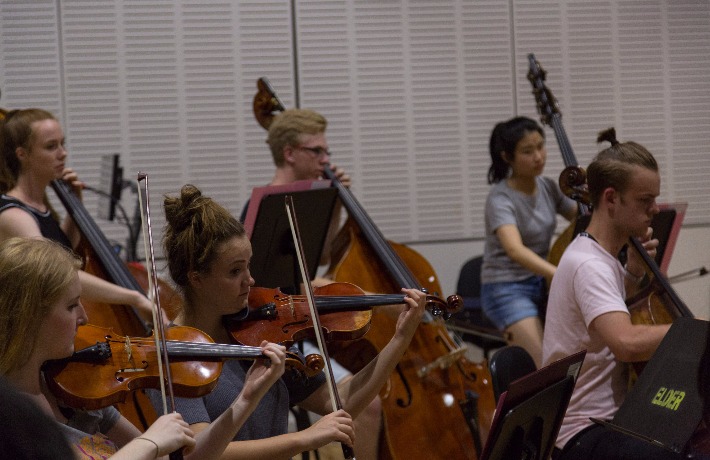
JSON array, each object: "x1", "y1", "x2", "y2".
[{"x1": 417, "y1": 346, "x2": 468, "y2": 378}]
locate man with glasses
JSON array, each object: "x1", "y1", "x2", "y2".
[{"x1": 241, "y1": 108, "x2": 382, "y2": 460}]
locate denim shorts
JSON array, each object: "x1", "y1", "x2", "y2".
[{"x1": 481, "y1": 276, "x2": 546, "y2": 330}]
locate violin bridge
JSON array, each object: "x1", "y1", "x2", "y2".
[
  {"x1": 417, "y1": 347, "x2": 467, "y2": 378},
  {"x1": 287, "y1": 296, "x2": 295, "y2": 317},
  {"x1": 124, "y1": 336, "x2": 133, "y2": 361}
]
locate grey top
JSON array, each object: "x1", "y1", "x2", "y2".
[
  {"x1": 57, "y1": 405, "x2": 121, "y2": 458},
  {"x1": 149, "y1": 351, "x2": 326, "y2": 441},
  {"x1": 482, "y1": 176, "x2": 576, "y2": 284}
]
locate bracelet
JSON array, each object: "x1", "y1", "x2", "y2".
[{"x1": 135, "y1": 437, "x2": 159, "y2": 459}]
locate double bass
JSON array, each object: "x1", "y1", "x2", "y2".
[
  {"x1": 527, "y1": 53, "x2": 591, "y2": 266},
  {"x1": 526, "y1": 54, "x2": 695, "y2": 331},
  {"x1": 252, "y1": 78, "x2": 496, "y2": 459},
  {"x1": 526, "y1": 58, "x2": 710, "y2": 453}
]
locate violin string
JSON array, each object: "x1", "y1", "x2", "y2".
[{"x1": 104, "y1": 337, "x2": 264, "y2": 355}]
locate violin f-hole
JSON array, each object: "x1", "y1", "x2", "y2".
[{"x1": 115, "y1": 361, "x2": 150, "y2": 381}]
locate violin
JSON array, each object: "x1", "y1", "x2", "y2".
[
  {"x1": 50, "y1": 171, "x2": 174, "y2": 429},
  {"x1": 226, "y1": 282, "x2": 462, "y2": 347},
  {"x1": 44, "y1": 324, "x2": 324, "y2": 411},
  {"x1": 252, "y1": 77, "x2": 495, "y2": 459}
]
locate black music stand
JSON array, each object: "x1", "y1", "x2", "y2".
[
  {"x1": 592, "y1": 317, "x2": 710, "y2": 455},
  {"x1": 480, "y1": 350, "x2": 585, "y2": 460},
  {"x1": 247, "y1": 187, "x2": 338, "y2": 291},
  {"x1": 651, "y1": 203, "x2": 686, "y2": 274},
  {"x1": 483, "y1": 376, "x2": 575, "y2": 460}
]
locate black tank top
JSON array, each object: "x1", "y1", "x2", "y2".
[{"x1": 0, "y1": 194, "x2": 73, "y2": 249}]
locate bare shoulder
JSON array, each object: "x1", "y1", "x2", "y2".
[{"x1": 0, "y1": 206, "x2": 42, "y2": 238}]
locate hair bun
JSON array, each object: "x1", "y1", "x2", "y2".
[
  {"x1": 597, "y1": 127, "x2": 619, "y2": 146},
  {"x1": 164, "y1": 184, "x2": 203, "y2": 233}
]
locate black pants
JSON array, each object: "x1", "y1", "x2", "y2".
[{"x1": 557, "y1": 424, "x2": 703, "y2": 460}]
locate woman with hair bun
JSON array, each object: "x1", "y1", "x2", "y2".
[{"x1": 154, "y1": 184, "x2": 427, "y2": 460}]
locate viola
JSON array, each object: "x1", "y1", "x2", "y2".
[
  {"x1": 226, "y1": 282, "x2": 462, "y2": 347},
  {"x1": 44, "y1": 324, "x2": 324, "y2": 411}
]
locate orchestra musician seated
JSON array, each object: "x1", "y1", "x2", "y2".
[
  {"x1": 0, "y1": 236, "x2": 286, "y2": 459},
  {"x1": 542, "y1": 129, "x2": 708, "y2": 459},
  {"x1": 148, "y1": 183, "x2": 426, "y2": 460}
]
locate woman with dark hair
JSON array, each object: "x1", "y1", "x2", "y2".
[{"x1": 481, "y1": 116, "x2": 577, "y2": 367}]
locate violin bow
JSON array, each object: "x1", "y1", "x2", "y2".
[
  {"x1": 137, "y1": 172, "x2": 183, "y2": 460},
  {"x1": 284, "y1": 196, "x2": 355, "y2": 460}
]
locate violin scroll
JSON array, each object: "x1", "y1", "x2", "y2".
[{"x1": 426, "y1": 294, "x2": 463, "y2": 320}]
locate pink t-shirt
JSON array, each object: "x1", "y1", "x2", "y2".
[{"x1": 542, "y1": 235, "x2": 630, "y2": 449}]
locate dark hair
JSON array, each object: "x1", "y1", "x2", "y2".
[
  {"x1": 487, "y1": 116, "x2": 545, "y2": 184},
  {"x1": 163, "y1": 184, "x2": 246, "y2": 315},
  {"x1": 587, "y1": 128, "x2": 659, "y2": 207}
]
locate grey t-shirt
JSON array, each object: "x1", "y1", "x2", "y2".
[
  {"x1": 58, "y1": 406, "x2": 121, "y2": 458},
  {"x1": 149, "y1": 353, "x2": 326, "y2": 441},
  {"x1": 481, "y1": 176, "x2": 576, "y2": 284}
]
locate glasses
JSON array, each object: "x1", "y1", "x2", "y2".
[{"x1": 296, "y1": 145, "x2": 332, "y2": 157}]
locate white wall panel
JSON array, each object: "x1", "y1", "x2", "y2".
[{"x1": 1, "y1": 0, "x2": 708, "y2": 265}]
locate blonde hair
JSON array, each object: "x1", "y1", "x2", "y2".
[
  {"x1": 0, "y1": 237, "x2": 82, "y2": 374},
  {"x1": 266, "y1": 109, "x2": 327, "y2": 166},
  {"x1": 163, "y1": 184, "x2": 246, "y2": 316}
]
